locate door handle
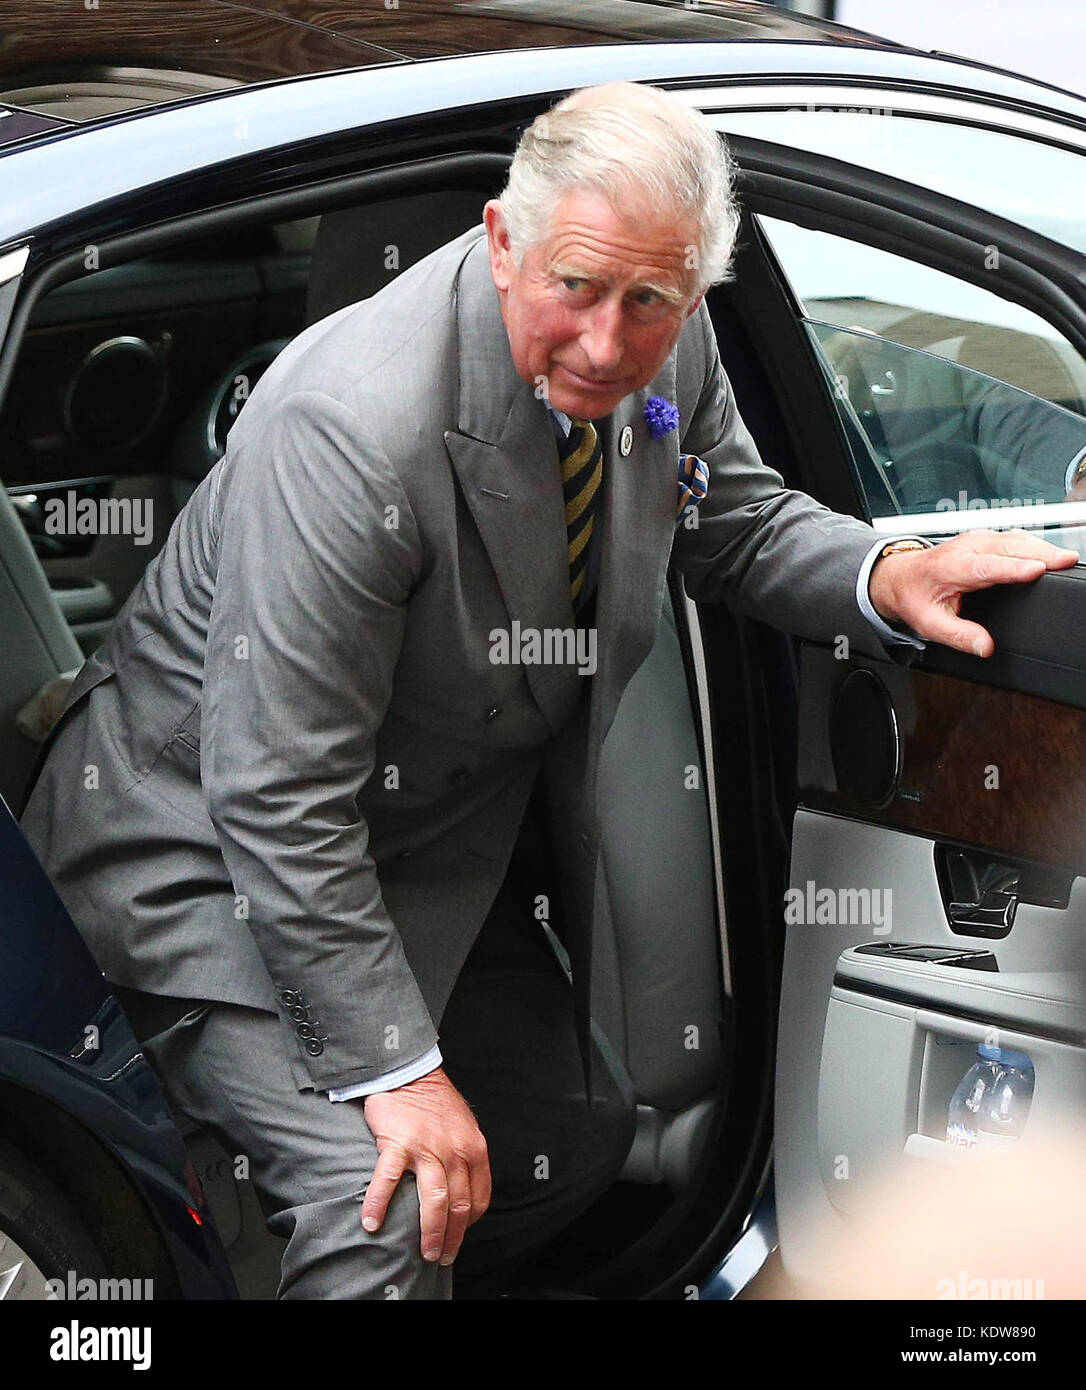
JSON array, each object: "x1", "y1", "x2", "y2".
[
  {"x1": 947, "y1": 882, "x2": 1018, "y2": 932},
  {"x1": 935, "y1": 844, "x2": 1029, "y2": 939},
  {"x1": 936, "y1": 844, "x2": 1074, "y2": 938}
]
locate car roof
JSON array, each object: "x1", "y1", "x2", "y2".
[
  {"x1": 0, "y1": 0, "x2": 1078, "y2": 128},
  {"x1": 0, "y1": 0, "x2": 897, "y2": 117},
  {"x1": 3, "y1": 34, "x2": 1084, "y2": 251},
  {"x1": 0, "y1": 0, "x2": 1082, "y2": 162},
  {"x1": 1, "y1": 0, "x2": 1083, "y2": 141}
]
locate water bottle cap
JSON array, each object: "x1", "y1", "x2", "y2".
[{"x1": 977, "y1": 1043, "x2": 1034, "y2": 1071}]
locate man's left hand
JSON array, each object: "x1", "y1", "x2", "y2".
[{"x1": 869, "y1": 529, "x2": 1079, "y2": 657}]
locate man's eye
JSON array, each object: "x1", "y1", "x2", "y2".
[{"x1": 562, "y1": 277, "x2": 587, "y2": 292}]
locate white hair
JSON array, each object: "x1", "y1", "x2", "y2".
[{"x1": 499, "y1": 82, "x2": 741, "y2": 292}]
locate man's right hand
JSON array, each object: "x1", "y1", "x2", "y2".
[{"x1": 361, "y1": 1067, "x2": 491, "y2": 1266}]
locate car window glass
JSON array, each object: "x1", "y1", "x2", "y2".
[
  {"x1": 808, "y1": 324, "x2": 1086, "y2": 521},
  {"x1": 756, "y1": 215, "x2": 1086, "y2": 529}
]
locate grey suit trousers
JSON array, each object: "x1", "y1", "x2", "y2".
[{"x1": 124, "y1": 803, "x2": 636, "y2": 1300}]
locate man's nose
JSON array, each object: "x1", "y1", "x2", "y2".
[{"x1": 580, "y1": 299, "x2": 625, "y2": 373}]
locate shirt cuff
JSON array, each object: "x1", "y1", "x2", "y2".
[
  {"x1": 325, "y1": 1044, "x2": 443, "y2": 1101},
  {"x1": 1065, "y1": 445, "x2": 1086, "y2": 494},
  {"x1": 857, "y1": 535, "x2": 933, "y2": 650}
]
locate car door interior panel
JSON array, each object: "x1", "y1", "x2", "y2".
[
  {"x1": 800, "y1": 641, "x2": 1086, "y2": 863},
  {"x1": 717, "y1": 120, "x2": 1086, "y2": 1289},
  {"x1": 780, "y1": 787, "x2": 1086, "y2": 1259}
]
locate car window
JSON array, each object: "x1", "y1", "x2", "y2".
[
  {"x1": 808, "y1": 324, "x2": 1086, "y2": 521},
  {"x1": 756, "y1": 215, "x2": 1086, "y2": 529},
  {"x1": 711, "y1": 110, "x2": 1086, "y2": 257}
]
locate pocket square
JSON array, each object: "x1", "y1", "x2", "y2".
[{"x1": 676, "y1": 453, "x2": 710, "y2": 520}]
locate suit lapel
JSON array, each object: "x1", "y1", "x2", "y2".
[
  {"x1": 443, "y1": 238, "x2": 581, "y2": 736},
  {"x1": 443, "y1": 235, "x2": 683, "y2": 758}
]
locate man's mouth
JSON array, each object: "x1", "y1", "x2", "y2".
[{"x1": 557, "y1": 364, "x2": 626, "y2": 392}]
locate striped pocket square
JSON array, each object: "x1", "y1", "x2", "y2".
[{"x1": 676, "y1": 453, "x2": 710, "y2": 520}]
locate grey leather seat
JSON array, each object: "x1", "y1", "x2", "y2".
[
  {"x1": 0, "y1": 485, "x2": 83, "y2": 811},
  {"x1": 306, "y1": 189, "x2": 490, "y2": 324},
  {"x1": 595, "y1": 591, "x2": 724, "y2": 1188}
]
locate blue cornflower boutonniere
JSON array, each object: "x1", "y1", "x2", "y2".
[{"x1": 643, "y1": 395, "x2": 679, "y2": 440}]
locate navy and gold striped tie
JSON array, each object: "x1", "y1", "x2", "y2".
[{"x1": 558, "y1": 417, "x2": 603, "y2": 612}]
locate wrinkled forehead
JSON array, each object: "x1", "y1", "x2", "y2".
[{"x1": 535, "y1": 186, "x2": 701, "y2": 275}]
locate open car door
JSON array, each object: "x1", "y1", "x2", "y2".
[{"x1": 716, "y1": 118, "x2": 1086, "y2": 1294}]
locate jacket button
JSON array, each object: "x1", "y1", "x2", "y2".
[
  {"x1": 484, "y1": 705, "x2": 502, "y2": 722},
  {"x1": 289, "y1": 1004, "x2": 309, "y2": 1022},
  {"x1": 297, "y1": 1022, "x2": 315, "y2": 1039},
  {"x1": 280, "y1": 989, "x2": 300, "y2": 1007},
  {"x1": 305, "y1": 1039, "x2": 324, "y2": 1057},
  {"x1": 448, "y1": 766, "x2": 470, "y2": 785}
]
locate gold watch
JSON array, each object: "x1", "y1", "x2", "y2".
[{"x1": 878, "y1": 539, "x2": 928, "y2": 560}]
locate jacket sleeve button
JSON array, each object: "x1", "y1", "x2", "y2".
[
  {"x1": 305, "y1": 1039, "x2": 325, "y2": 1057},
  {"x1": 484, "y1": 705, "x2": 502, "y2": 722},
  {"x1": 280, "y1": 990, "x2": 300, "y2": 1007}
]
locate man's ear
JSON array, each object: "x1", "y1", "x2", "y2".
[{"x1": 484, "y1": 200, "x2": 513, "y2": 294}]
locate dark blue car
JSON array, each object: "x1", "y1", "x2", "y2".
[{"x1": 0, "y1": 795, "x2": 236, "y2": 1299}]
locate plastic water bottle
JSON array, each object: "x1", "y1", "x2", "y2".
[
  {"x1": 946, "y1": 1044, "x2": 1034, "y2": 1150},
  {"x1": 976, "y1": 1046, "x2": 1035, "y2": 1147}
]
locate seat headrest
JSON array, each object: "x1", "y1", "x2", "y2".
[{"x1": 306, "y1": 189, "x2": 489, "y2": 325}]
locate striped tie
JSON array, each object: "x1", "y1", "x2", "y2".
[{"x1": 558, "y1": 417, "x2": 603, "y2": 610}]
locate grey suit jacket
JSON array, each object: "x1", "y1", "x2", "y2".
[{"x1": 20, "y1": 226, "x2": 890, "y2": 1094}]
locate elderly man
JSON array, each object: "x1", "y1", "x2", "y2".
[{"x1": 20, "y1": 81, "x2": 1076, "y2": 1300}]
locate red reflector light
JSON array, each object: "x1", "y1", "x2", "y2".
[
  {"x1": 187, "y1": 1205, "x2": 203, "y2": 1226},
  {"x1": 182, "y1": 1159, "x2": 206, "y2": 1210}
]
